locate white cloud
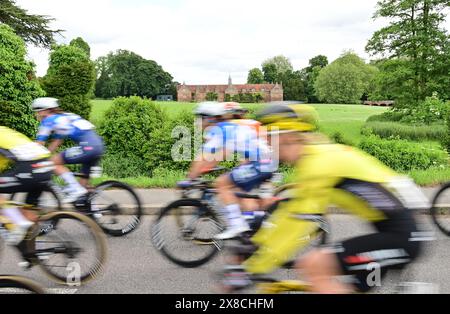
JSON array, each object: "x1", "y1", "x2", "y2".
[{"x1": 16, "y1": 0, "x2": 450, "y2": 84}]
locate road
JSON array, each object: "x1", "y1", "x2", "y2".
[{"x1": 0, "y1": 213, "x2": 448, "y2": 294}]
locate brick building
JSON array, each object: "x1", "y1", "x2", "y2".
[{"x1": 177, "y1": 76, "x2": 283, "y2": 102}]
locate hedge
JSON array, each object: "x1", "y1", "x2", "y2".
[
  {"x1": 362, "y1": 121, "x2": 447, "y2": 142},
  {"x1": 358, "y1": 136, "x2": 448, "y2": 172}
]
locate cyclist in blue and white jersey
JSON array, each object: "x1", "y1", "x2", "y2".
[
  {"x1": 31, "y1": 97, "x2": 105, "y2": 203},
  {"x1": 187, "y1": 102, "x2": 277, "y2": 240}
]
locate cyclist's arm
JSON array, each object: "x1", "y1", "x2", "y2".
[
  {"x1": 188, "y1": 158, "x2": 220, "y2": 180},
  {"x1": 188, "y1": 129, "x2": 224, "y2": 179}
]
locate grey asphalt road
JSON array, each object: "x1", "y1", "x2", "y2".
[{"x1": 0, "y1": 213, "x2": 448, "y2": 294}]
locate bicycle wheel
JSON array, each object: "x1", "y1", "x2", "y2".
[
  {"x1": 9, "y1": 184, "x2": 62, "y2": 212},
  {"x1": 30, "y1": 211, "x2": 107, "y2": 285},
  {"x1": 151, "y1": 199, "x2": 224, "y2": 268},
  {"x1": 10, "y1": 184, "x2": 62, "y2": 236},
  {"x1": 86, "y1": 181, "x2": 142, "y2": 237},
  {"x1": 0, "y1": 275, "x2": 46, "y2": 294},
  {"x1": 431, "y1": 183, "x2": 450, "y2": 236}
]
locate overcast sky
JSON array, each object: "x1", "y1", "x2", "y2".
[{"x1": 16, "y1": 0, "x2": 450, "y2": 84}]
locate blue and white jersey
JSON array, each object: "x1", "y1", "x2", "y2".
[
  {"x1": 36, "y1": 113, "x2": 96, "y2": 143},
  {"x1": 202, "y1": 121, "x2": 273, "y2": 167}
]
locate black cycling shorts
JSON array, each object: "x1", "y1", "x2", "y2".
[
  {"x1": 332, "y1": 230, "x2": 422, "y2": 292},
  {"x1": 0, "y1": 159, "x2": 53, "y2": 195},
  {"x1": 331, "y1": 179, "x2": 423, "y2": 292}
]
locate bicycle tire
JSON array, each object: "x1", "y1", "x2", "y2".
[
  {"x1": 430, "y1": 182, "x2": 450, "y2": 237},
  {"x1": 9, "y1": 184, "x2": 62, "y2": 236},
  {"x1": 88, "y1": 181, "x2": 142, "y2": 237},
  {"x1": 0, "y1": 275, "x2": 46, "y2": 294},
  {"x1": 32, "y1": 211, "x2": 108, "y2": 285},
  {"x1": 9, "y1": 184, "x2": 62, "y2": 212},
  {"x1": 152, "y1": 198, "x2": 224, "y2": 268}
]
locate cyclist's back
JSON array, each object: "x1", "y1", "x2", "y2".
[
  {"x1": 0, "y1": 127, "x2": 53, "y2": 244},
  {"x1": 237, "y1": 104, "x2": 431, "y2": 293},
  {"x1": 246, "y1": 141, "x2": 429, "y2": 291},
  {"x1": 36, "y1": 112, "x2": 98, "y2": 144}
]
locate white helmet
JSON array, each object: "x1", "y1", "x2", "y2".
[
  {"x1": 31, "y1": 97, "x2": 60, "y2": 112},
  {"x1": 222, "y1": 102, "x2": 247, "y2": 114},
  {"x1": 194, "y1": 102, "x2": 228, "y2": 117}
]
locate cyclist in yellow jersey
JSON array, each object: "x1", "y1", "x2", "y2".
[
  {"x1": 222, "y1": 104, "x2": 430, "y2": 293},
  {"x1": 0, "y1": 127, "x2": 53, "y2": 244}
]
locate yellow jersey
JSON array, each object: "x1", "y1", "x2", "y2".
[
  {"x1": 243, "y1": 143, "x2": 428, "y2": 274},
  {"x1": 0, "y1": 126, "x2": 50, "y2": 172}
]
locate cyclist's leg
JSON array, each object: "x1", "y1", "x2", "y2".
[
  {"x1": 215, "y1": 173, "x2": 249, "y2": 238},
  {"x1": 52, "y1": 150, "x2": 87, "y2": 198},
  {"x1": 296, "y1": 248, "x2": 354, "y2": 294},
  {"x1": 215, "y1": 163, "x2": 272, "y2": 239},
  {"x1": 0, "y1": 161, "x2": 50, "y2": 244},
  {"x1": 297, "y1": 232, "x2": 421, "y2": 293}
]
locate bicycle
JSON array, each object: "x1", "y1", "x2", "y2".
[
  {"x1": 219, "y1": 223, "x2": 434, "y2": 295},
  {"x1": 0, "y1": 200, "x2": 108, "y2": 285},
  {"x1": 0, "y1": 275, "x2": 46, "y2": 294},
  {"x1": 151, "y1": 168, "x2": 315, "y2": 268},
  {"x1": 430, "y1": 182, "x2": 450, "y2": 237},
  {"x1": 11, "y1": 169, "x2": 143, "y2": 237}
]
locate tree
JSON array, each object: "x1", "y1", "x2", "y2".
[
  {"x1": 42, "y1": 44, "x2": 96, "y2": 119},
  {"x1": 70, "y1": 37, "x2": 90, "y2": 57},
  {"x1": 281, "y1": 70, "x2": 306, "y2": 101},
  {"x1": 0, "y1": 0, "x2": 62, "y2": 48},
  {"x1": 0, "y1": 24, "x2": 43, "y2": 137},
  {"x1": 94, "y1": 50, "x2": 174, "y2": 99},
  {"x1": 306, "y1": 55, "x2": 328, "y2": 72},
  {"x1": 369, "y1": 58, "x2": 416, "y2": 103},
  {"x1": 366, "y1": 0, "x2": 450, "y2": 105},
  {"x1": 262, "y1": 55, "x2": 293, "y2": 83},
  {"x1": 303, "y1": 55, "x2": 329, "y2": 103},
  {"x1": 315, "y1": 52, "x2": 378, "y2": 104},
  {"x1": 247, "y1": 68, "x2": 264, "y2": 84}
]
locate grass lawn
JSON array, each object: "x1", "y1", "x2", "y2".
[
  {"x1": 91, "y1": 99, "x2": 387, "y2": 144},
  {"x1": 89, "y1": 99, "x2": 449, "y2": 187}
]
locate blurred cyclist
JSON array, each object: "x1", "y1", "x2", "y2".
[
  {"x1": 223, "y1": 104, "x2": 430, "y2": 293},
  {"x1": 32, "y1": 97, "x2": 105, "y2": 203},
  {"x1": 187, "y1": 102, "x2": 276, "y2": 240},
  {"x1": 0, "y1": 126, "x2": 53, "y2": 244}
]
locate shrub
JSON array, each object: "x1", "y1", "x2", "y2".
[
  {"x1": 98, "y1": 96, "x2": 168, "y2": 175},
  {"x1": 330, "y1": 132, "x2": 354, "y2": 146},
  {"x1": 42, "y1": 44, "x2": 95, "y2": 119},
  {"x1": 367, "y1": 96, "x2": 449, "y2": 126},
  {"x1": 366, "y1": 110, "x2": 406, "y2": 123},
  {"x1": 205, "y1": 92, "x2": 218, "y2": 101},
  {"x1": 0, "y1": 24, "x2": 43, "y2": 137},
  {"x1": 100, "y1": 152, "x2": 149, "y2": 178},
  {"x1": 0, "y1": 101, "x2": 38, "y2": 138},
  {"x1": 358, "y1": 136, "x2": 448, "y2": 172},
  {"x1": 147, "y1": 108, "x2": 195, "y2": 172},
  {"x1": 400, "y1": 95, "x2": 449, "y2": 125},
  {"x1": 362, "y1": 121, "x2": 447, "y2": 142}
]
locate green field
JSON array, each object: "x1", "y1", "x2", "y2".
[
  {"x1": 90, "y1": 99, "x2": 449, "y2": 187},
  {"x1": 91, "y1": 99, "x2": 387, "y2": 144}
]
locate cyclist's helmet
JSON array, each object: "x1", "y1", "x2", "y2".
[
  {"x1": 31, "y1": 97, "x2": 60, "y2": 112},
  {"x1": 222, "y1": 102, "x2": 247, "y2": 115},
  {"x1": 194, "y1": 102, "x2": 229, "y2": 117},
  {"x1": 256, "y1": 104, "x2": 319, "y2": 134}
]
